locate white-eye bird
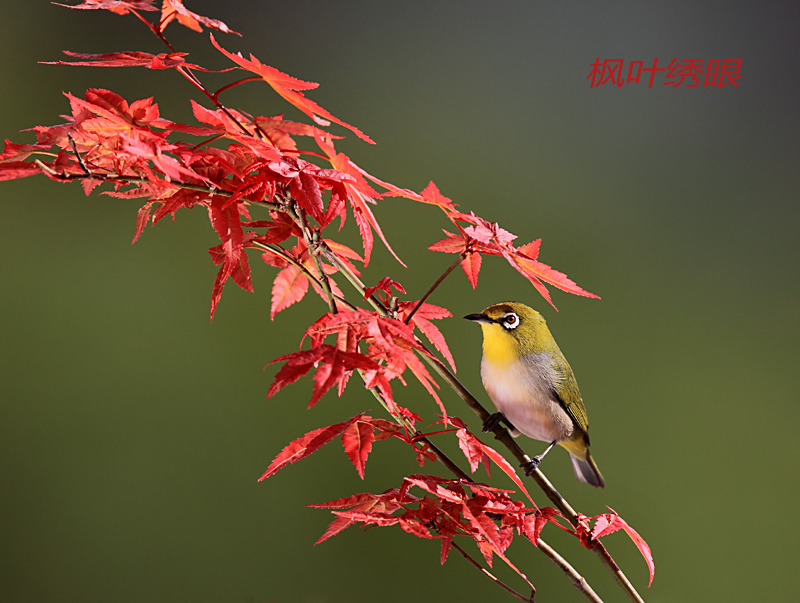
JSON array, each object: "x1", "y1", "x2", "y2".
[{"x1": 465, "y1": 302, "x2": 604, "y2": 487}]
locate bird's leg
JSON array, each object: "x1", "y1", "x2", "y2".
[
  {"x1": 482, "y1": 412, "x2": 515, "y2": 433},
  {"x1": 521, "y1": 440, "x2": 557, "y2": 476}
]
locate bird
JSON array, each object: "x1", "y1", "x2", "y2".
[{"x1": 464, "y1": 301, "x2": 604, "y2": 487}]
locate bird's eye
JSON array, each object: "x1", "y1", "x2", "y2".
[{"x1": 502, "y1": 313, "x2": 519, "y2": 329}]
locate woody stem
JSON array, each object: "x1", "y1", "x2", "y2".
[
  {"x1": 316, "y1": 241, "x2": 389, "y2": 315},
  {"x1": 33, "y1": 160, "x2": 284, "y2": 212},
  {"x1": 449, "y1": 540, "x2": 534, "y2": 603},
  {"x1": 295, "y1": 208, "x2": 337, "y2": 314},
  {"x1": 251, "y1": 242, "x2": 355, "y2": 311},
  {"x1": 404, "y1": 252, "x2": 466, "y2": 324},
  {"x1": 361, "y1": 381, "x2": 471, "y2": 481},
  {"x1": 537, "y1": 539, "x2": 603, "y2": 603}
]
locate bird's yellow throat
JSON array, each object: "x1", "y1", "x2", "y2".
[{"x1": 480, "y1": 323, "x2": 519, "y2": 368}]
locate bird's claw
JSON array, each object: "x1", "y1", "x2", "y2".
[
  {"x1": 482, "y1": 412, "x2": 512, "y2": 433},
  {"x1": 520, "y1": 456, "x2": 543, "y2": 477}
]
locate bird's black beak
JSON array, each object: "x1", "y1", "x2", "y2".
[{"x1": 464, "y1": 313, "x2": 492, "y2": 324}]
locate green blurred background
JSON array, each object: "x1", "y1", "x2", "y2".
[{"x1": 1, "y1": 1, "x2": 798, "y2": 601}]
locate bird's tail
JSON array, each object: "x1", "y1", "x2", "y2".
[{"x1": 569, "y1": 449, "x2": 605, "y2": 488}]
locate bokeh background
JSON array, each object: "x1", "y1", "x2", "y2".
[{"x1": 1, "y1": 1, "x2": 798, "y2": 601}]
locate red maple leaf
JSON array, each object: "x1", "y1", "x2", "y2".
[
  {"x1": 260, "y1": 414, "x2": 399, "y2": 482},
  {"x1": 315, "y1": 133, "x2": 402, "y2": 265},
  {"x1": 42, "y1": 50, "x2": 220, "y2": 72},
  {"x1": 55, "y1": 0, "x2": 158, "y2": 14},
  {"x1": 456, "y1": 428, "x2": 491, "y2": 475},
  {"x1": 302, "y1": 309, "x2": 444, "y2": 415},
  {"x1": 259, "y1": 413, "x2": 365, "y2": 480},
  {"x1": 366, "y1": 317, "x2": 444, "y2": 413},
  {"x1": 206, "y1": 195, "x2": 253, "y2": 319},
  {"x1": 585, "y1": 508, "x2": 655, "y2": 587},
  {"x1": 429, "y1": 213, "x2": 599, "y2": 309},
  {"x1": 0, "y1": 161, "x2": 42, "y2": 181},
  {"x1": 261, "y1": 240, "x2": 349, "y2": 319},
  {"x1": 363, "y1": 276, "x2": 406, "y2": 302},
  {"x1": 428, "y1": 420, "x2": 536, "y2": 508},
  {"x1": 341, "y1": 418, "x2": 375, "y2": 480},
  {"x1": 521, "y1": 507, "x2": 566, "y2": 546},
  {"x1": 254, "y1": 115, "x2": 343, "y2": 153},
  {"x1": 396, "y1": 301, "x2": 456, "y2": 372},
  {"x1": 160, "y1": 0, "x2": 240, "y2": 36},
  {"x1": 419, "y1": 181, "x2": 457, "y2": 212},
  {"x1": 460, "y1": 251, "x2": 482, "y2": 289},
  {"x1": 211, "y1": 35, "x2": 372, "y2": 144},
  {"x1": 311, "y1": 472, "x2": 550, "y2": 596},
  {"x1": 428, "y1": 230, "x2": 467, "y2": 254},
  {"x1": 427, "y1": 230, "x2": 482, "y2": 288},
  {"x1": 404, "y1": 476, "x2": 534, "y2": 590},
  {"x1": 309, "y1": 490, "x2": 407, "y2": 545},
  {"x1": 477, "y1": 441, "x2": 535, "y2": 506},
  {"x1": 271, "y1": 264, "x2": 308, "y2": 318},
  {"x1": 267, "y1": 345, "x2": 381, "y2": 408}
]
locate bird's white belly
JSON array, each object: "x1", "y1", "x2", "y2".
[{"x1": 481, "y1": 357, "x2": 573, "y2": 443}]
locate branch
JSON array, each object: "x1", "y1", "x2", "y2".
[
  {"x1": 295, "y1": 208, "x2": 337, "y2": 314},
  {"x1": 316, "y1": 241, "x2": 389, "y2": 315},
  {"x1": 67, "y1": 133, "x2": 91, "y2": 177},
  {"x1": 33, "y1": 160, "x2": 282, "y2": 211},
  {"x1": 537, "y1": 538, "x2": 603, "y2": 602},
  {"x1": 128, "y1": 9, "x2": 258, "y2": 141},
  {"x1": 404, "y1": 252, "x2": 465, "y2": 324},
  {"x1": 450, "y1": 539, "x2": 534, "y2": 603},
  {"x1": 251, "y1": 242, "x2": 355, "y2": 312}
]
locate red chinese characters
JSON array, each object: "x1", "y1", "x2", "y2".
[{"x1": 589, "y1": 58, "x2": 741, "y2": 88}]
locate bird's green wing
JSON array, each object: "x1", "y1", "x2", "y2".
[{"x1": 550, "y1": 355, "x2": 590, "y2": 439}]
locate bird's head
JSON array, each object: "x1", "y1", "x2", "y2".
[{"x1": 464, "y1": 301, "x2": 554, "y2": 363}]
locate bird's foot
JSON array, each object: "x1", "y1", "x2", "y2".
[
  {"x1": 482, "y1": 412, "x2": 514, "y2": 433},
  {"x1": 520, "y1": 441, "x2": 556, "y2": 476},
  {"x1": 520, "y1": 456, "x2": 543, "y2": 477}
]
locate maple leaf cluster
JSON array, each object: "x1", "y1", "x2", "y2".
[
  {"x1": 309, "y1": 475, "x2": 563, "y2": 591},
  {"x1": 259, "y1": 408, "x2": 654, "y2": 588},
  {"x1": 268, "y1": 305, "x2": 455, "y2": 413},
  {"x1": 0, "y1": 2, "x2": 654, "y2": 599}
]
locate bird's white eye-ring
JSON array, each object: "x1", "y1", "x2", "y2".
[{"x1": 502, "y1": 312, "x2": 519, "y2": 329}]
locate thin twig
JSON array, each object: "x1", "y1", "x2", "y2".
[
  {"x1": 32, "y1": 160, "x2": 284, "y2": 211},
  {"x1": 295, "y1": 209, "x2": 337, "y2": 314},
  {"x1": 360, "y1": 378, "x2": 471, "y2": 482},
  {"x1": 67, "y1": 133, "x2": 91, "y2": 177},
  {"x1": 316, "y1": 241, "x2": 388, "y2": 315},
  {"x1": 404, "y1": 252, "x2": 465, "y2": 324},
  {"x1": 251, "y1": 242, "x2": 355, "y2": 311},
  {"x1": 212, "y1": 76, "x2": 262, "y2": 103},
  {"x1": 450, "y1": 540, "x2": 534, "y2": 603},
  {"x1": 537, "y1": 538, "x2": 603, "y2": 602},
  {"x1": 130, "y1": 9, "x2": 257, "y2": 141}
]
